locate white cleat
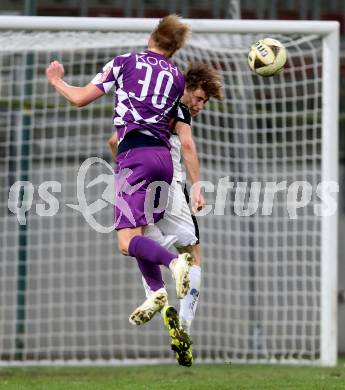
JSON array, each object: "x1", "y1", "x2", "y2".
[
  {"x1": 129, "y1": 288, "x2": 168, "y2": 325},
  {"x1": 170, "y1": 253, "x2": 193, "y2": 299}
]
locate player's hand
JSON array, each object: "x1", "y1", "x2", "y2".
[
  {"x1": 191, "y1": 185, "x2": 205, "y2": 214},
  {"x1": 46, "y1": 61, "x2": 65, "y2": 84}
]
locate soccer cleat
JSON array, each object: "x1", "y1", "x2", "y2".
[
  {"x1": 162, "y1": 305, "x2": 193, "y2": 367},
  {"x1": 129, "y1": 288, "x2": 167, "y2": 325},
  {"x1": 170, "y1": 253, "x2": 193, "y2": 299}
]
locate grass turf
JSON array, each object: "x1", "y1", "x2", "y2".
[{"x1": 0, "y1": 361, "x2": 345, "y2": 390}]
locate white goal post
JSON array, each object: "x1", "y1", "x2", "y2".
[{"x1": 0, "y1": 16, "x2": 339, "y2": 366}]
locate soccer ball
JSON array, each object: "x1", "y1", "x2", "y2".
[{"x1": 247, "y1": 38, "x2": 287, "y2": 77}]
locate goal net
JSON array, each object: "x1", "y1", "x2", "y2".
[{"x1": 0, "y1": 17, "x2": 339, "y2": 366}]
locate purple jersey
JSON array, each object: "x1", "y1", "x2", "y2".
[{"x1": 91, "y1": 50, "x2": 185, "y2": 148}]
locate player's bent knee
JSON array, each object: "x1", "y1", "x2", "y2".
[
  {"x1": 117, "y1": 238, "x2": 130, "y2": 256},
  {"x1": 177, "y1": 244, "x2": 201, "y2": 266},
  {"x1": 117, "y1": 226, "x2": 143, "y2": 256},
  {"x1": 191, "y1": 245, "x2": 201, "y2": 266},
  {"x1": 177, "y1": 245, "x2": 200, "y2": 266},
  {"x1": 192, "y1": 255, "x2": 201, "y2": 266},
  {"x1": 174, "y1": 232, "x2": 198, "y2": 249},
  {"x1": 118, "y1": 242, "x2": 128, "y2": 256},
  {"x1": 177, "y1": 245, "x2": 193, "y2": 254}
]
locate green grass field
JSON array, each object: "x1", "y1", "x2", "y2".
[{"x1": 0, "y1": 361, "x2": 345, "y2": 390}]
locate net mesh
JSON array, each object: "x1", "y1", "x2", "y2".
[{"x1": 0, "y1": 30, "x2": 325, "y2": 364}]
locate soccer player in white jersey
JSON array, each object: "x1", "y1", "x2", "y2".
[
  {"x1": 109, "y1": 63, "x2": 223, "y2": 366},
  {"x1": 46, "y1": 15, "x2": 196, "y2": 361}
]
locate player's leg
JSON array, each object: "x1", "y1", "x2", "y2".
[
  {"x1": 162, "y1": 306, "x2": 193, "y2": 367},
  {"x1": 117, "y1": 225, "x2": 192, "y2": 324},
  {"x1": 154, "y1": 181, "x2": 196, "y2": 364},
  {"x1": 144, "y1": 224, "x2": 178, "y2": 251},
  {"x1": 128, "y1": 234, "x2": 193, "y2": 300},
  {"x1": 140, "y1": 224, "x2": 175, "y2": 311},
  {"x1": 178, "y1": 187, "x2": 202, "y2": 334},
  {"x1": 177, "y1": 244, "x2": 201, "y2": 335},
  {"x1": 127, "y1": 232, "x2": 193, "y2": 302},
  {"x1": 141, "y1": 223, "x2": 178, "y2": 305},
  {"x1": 115, "y1": 149, "x2": 192, "y2": 323},
  {"x1": 143, "y1": 224, "x2": 193, "y2": 366},
  {"x1": 153, "y1": 180, "x2": 199, "y2": 307},
  {"x1": 117, "y1": 226, "x2": 175, "y2": 273},
  {"x1": 142, "y1": 272, "x2": 193, "y2": 367},
  {"x1": 117, "y1": 226, "x2": 167, "y2": 324},
  {"x1": 118, "y1": 226, "x2": 166, "y2": 292},
  {"x1": 157, "y1": 181, "x2": 201, "y2": 335}
]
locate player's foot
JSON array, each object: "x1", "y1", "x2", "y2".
[
  {"x1": 162, "y1": 305, "x2": 193, "y2": 367},
  {"x1": 129, "y1": 288, "x2": 167, "y2": 325},
  {"x1": 170, "y1": 253, "x2": 193, "y2": 298}
]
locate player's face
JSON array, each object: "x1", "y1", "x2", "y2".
[{"x1": 185, "y1": 88, "x2": 208, "y2": 117}]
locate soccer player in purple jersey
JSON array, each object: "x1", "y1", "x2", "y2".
[
  {"x1": 108, "y1": 63, "x2": 223, "y2": 366},
  {"x1": 46, "y1": 16, "x2": 194, "y2": 334}
]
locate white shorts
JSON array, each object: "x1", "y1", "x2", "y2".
[{"x1": 156, "y1": 180, "x2": 198, "y2": 248}]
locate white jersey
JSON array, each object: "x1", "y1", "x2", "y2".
[
  {"x1": 170, "y1": 134, "x2": 184, "y2": 182},
  {"x1": 170, "y1": 101, "x2": 191, "y2": 182},
  {"x1": 144, "y1": 100, "x2": 198, "y2": 248},
  {"x1": 156, "y1": 179, "x2": 198, "y2": 247}
]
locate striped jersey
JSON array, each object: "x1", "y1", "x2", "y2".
[{"x1": 91, "y1": 50, "x2": 185, "y2": 149}]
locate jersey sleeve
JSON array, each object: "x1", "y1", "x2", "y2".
[
  {"x1": 175, "y1": 102, "x2": 191, "y2": 125},
  {"x1": 91, "y1": 56, "x2": 123, "y2": 94}
]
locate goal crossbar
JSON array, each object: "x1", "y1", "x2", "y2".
[{"x1": 0, "y1": 16, "x2": 339, "y2": 34}]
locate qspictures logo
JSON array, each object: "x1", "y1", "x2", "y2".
[{"x1": 7, "y1": 157, "x2": 339, "y2": 233}]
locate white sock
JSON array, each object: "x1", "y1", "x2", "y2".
[
  {"x1": 179, "y1": 265, "x2": 201, "y2": 334},
  {"x1": 142, "y1": 276, "x2": 153, "y2": 299},
  {"x1": 141, "y1": 276, "x2": 169, "y2": 311}
]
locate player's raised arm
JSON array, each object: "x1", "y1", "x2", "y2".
[
  {"x1": 176, "y1": 122, "x2": 205, "y2": 213},
  {"x1": 176, "y1": 123, "x2": 200, "y2": 184},
  {"x1": 46, "y1": 60, "x2": 104, "y2": 107}
]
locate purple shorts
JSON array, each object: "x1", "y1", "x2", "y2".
[{"x1": 114, "y1": 146, "x2": 173, "y2": 230}]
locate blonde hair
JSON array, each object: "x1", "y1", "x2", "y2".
[
  {"x1": 185, "y1": 62, "x2": 224, "y2": 100},
  {"x1": 150, "y1": 14, "x2": 191, "y2": 57}
]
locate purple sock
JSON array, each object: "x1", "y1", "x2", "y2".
[
  {"x1": 136, "y1": 259, "x2": 164, "y2": 292},
  {"x1": 128, "y1": 236, "x2": 176, "y2": 268}
]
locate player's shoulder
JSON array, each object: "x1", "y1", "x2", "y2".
[
  {"x1": 179, "y1": 102, "x2": 189, "y2": 111},
  {"x1": 176, "y1": 102, "x2": 191, "y2": 125},
  {"x1": 113, "y1": 52, "x2": 136, "y2": 65}
]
